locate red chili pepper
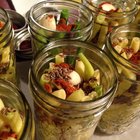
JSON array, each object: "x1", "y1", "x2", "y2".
[
  {"x1": 56, "y1": 24, "x2": 73, "y2": 32},
  {"x1": 54, "y1": 79, "x2": 77, "y2": 96},
  {"x1": 58, "y1": 18, "x2": 67, "y2": 24},
  {"x1": 44, "y1": 83, "x2": 52, "y2": 93},
  {"x1": 0, "y1": 21, "x2": 4, "y2": 28},
  {"x1": 59, "y1": 63, "x2": 70, "y2": 68}
]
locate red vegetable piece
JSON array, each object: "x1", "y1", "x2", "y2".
[
  {"x1": 54, "y1": 79, "x2": 77, "y2": 96},
  {"x1": 44, "y1": 83, "x2": 52, "y2": 93},
  {"x1": 56, "y1": 24, "x2": 73, "y2": 32},
  {"x1": 56, "y1": 24, "x2": 66, "y2": 31},
  {"x1": 59, "y1": 63, "x2": 70, "y2": 68},
  {"x1": 0, "y1": 21, "x2": 4, "y2": 28},
  {"x1": 58, "y1": 18, "x2": 67, "y2": 24},
  {"x1": 130, "y1": 51, "x2": 140, "y2": 64}
]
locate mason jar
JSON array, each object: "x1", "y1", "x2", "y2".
[
  {"x1": 0, "y1": 79, "x2": 35, "y2": 139},
  {"x1": 134, "y1": 0, "x2": 140, "y2": 24},
  {"x1": 98, "y1": 24, "x2": 140, "y2": 134},
  {"x1": 82, "y1": 0, "x2": 138, "y2": 48},
  {"x1": 29, "y1": 40, "x2": 118, "y2": 140},
  {"x1": 28, "y1": 0, "x2": 93, "y2": 55},
  {"x1": 0, "y1": 8, "x2": 16, "y2": 84}
]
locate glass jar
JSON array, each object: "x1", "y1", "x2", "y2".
[
  {"x1": 82, "y1": 0, "x2": 138, "y2": 48},
  {"x1": 0, "y1": 8, "x2": 16, "y2": 84},
  {"x1": 29, "y1": 40, "x2": 118, "y2": 140},
  {"x1": 0, "y1": 79, "x2": 35, "y2": 139},
  {"x1": 28, "y1": 0, "x2": 93, "y2": 55},
  {"x1": 134, "y1": 0, "x2": 140, "y2": 24},
  {"x1": 98, "y1": 24, "x2": 140, "y2": 134}
]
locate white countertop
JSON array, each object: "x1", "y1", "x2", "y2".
[{"x1": 14, "y1": 0, "x2": 140, "y2": 140}]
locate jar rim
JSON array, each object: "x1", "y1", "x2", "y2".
[
  {"x1": 0, "y1": 79, "x2": 33, "y2": 139},
  {"x1": 0, "y1": 8, "x2": 10, "y2": 32},
  {"x1": 107, "y1": 23, "x2": 140, "y2": 73},
  {"x1": 30, "y1": 40, "x2": 118, "y2": 110},
  {"x1": 83, "y1": 0, "x2": 138, "y2": 18},
  {"x1": 29, "y1": 0, "x2": 93, "y2": 34}
]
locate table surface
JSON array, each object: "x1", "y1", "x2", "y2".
[{"x1": 12, "y1": 0, "x2": 140, "y2": 140}]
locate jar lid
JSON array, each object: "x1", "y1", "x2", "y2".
[{"x1": 14, "y1": 28, "x2": 33, "y2": 60}]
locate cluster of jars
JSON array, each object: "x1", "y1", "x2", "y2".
[{"x1": 0, "y1": 0, "x2": 140, "y2": 139}]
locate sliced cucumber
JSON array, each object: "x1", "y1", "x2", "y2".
[
  {"x1": 130, "y1": 37, "x2": 140, "y2": 53},
  {"x1": 67, "y1": 89, "x2": 85, "y2": 102},
  {"x1": 55, "y1": 53, "x2": 64, "y2": 64},
  {"x1": 115, "y1": 78, "x2": 132, "y2": 96},
  {"x1": 0, "y1": 99, "x2": 5, "y2": 111},
  {"x1": 40, "y1": 73, "x2": 50, "y2": 86},
  {"x1": 122, "y1": 68, "x2": 136, "y2": 81},
  {"x1": 93, "y1": 69, "x2": 100, "y2": 85},
  {"x1": 51, "y1": 89, "x2": 66, "y2": 100},
  {"x1": 75, "y1": 60, "x2": 85, "y2": 78},
  {"x1": 0, "y1": 107, "x2": 22, "y2": 134}
]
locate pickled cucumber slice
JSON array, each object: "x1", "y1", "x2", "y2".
[
  {"x1": 0, "y1": 99, "x2": 5, "y2": 110},
  {"x1": 75, "y1": 60, "x2": 85, "y2": 78},
  {"x1": 97, "y1": 25, "x2": 108, "y2": 47},
  {"x1": 67, "y1": 89, "x2": 85, "y2": 101},
  {"x1": 93, "y1": 69, "x2": 100, "y2": 85},
  {"x1": 78, "y1": 53, "x2": 94, "y2": 80},
  {"x1": 115, "y1": 78, "x2": 132, "y2": 96},
  {"x1": 91, "y1": 23, "x2": 101, "y2": 39},
  {"x1": 55, "y1": 53, "x2": 64, "y2": 64},
  {"x1": 1, "y1": 47, "x2": 10, "y2": 64},
  {"x1": 0, "y1": 118, "x2": 4, "y2": 130},
  {"x1": 122, "y1": 68, "x2": 136, "y2": 81},
  {"x1": 0, "y1": 107, "x2": 22, "y2": 134},
  {"x1": 40, "y1": 73, "x2": 50, "y2": 86},
  {"x1": 51, "y1": 89, "x2": 66, "y2": 100},
  {"x1": 130, "y1": 37, "x2": 140, "y2": 53}
]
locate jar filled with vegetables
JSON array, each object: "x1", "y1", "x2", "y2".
[
  {"x1": 0, "y1": 8, "x2": 16, "y2": 84},
  {"x1": 98, "y1": 23, "x2": 140, "y2": 134},
  {"x1": 0, "y1": 79, "x2": 35, "y2": 140},
  {"x1": 134, "y1": 0, "x2": 140, "y2": 24},
  {"x1": 28, "y1": 0, "x2": 93, "y2": 55},
  {"x1": 29, "y1": 40, "x2": 118, "y2": 140},
  {"x1": 82, "y1": 0, "x2": 138, "y2": 48}
]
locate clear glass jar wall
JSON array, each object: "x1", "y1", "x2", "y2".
[
  {"x1": 0, "y1": 8, "x2": 16, "y2": 84},
  {"x1": 82, "y1": 0, "x2": 138, "y2": 48},
  {"x1": 98, "y1": 24, "x2": 140, "y2": 134},
  {"x1": 134, "y1": 0, "x2": 140, "y2": 24},
  {"x1": 29, "y1": 40, "x2": 118, "y2": 140},
  {"x1": 28, "y1": 0, "x2": 93, "y2": 55},
  {"x1": 0, "y1": 79, "x2": 35, "y2": 139}
]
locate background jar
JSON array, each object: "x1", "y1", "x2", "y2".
[
  {"x1": 28, "y1": 0, "x2": 93, "y2": 55},
  {"x1": 82, "y1": 0, "x2": 138, "y2": 48},
  {"x1": 0, "y1": 79, "x2": 35, "y2": 139},
  {"x1": 0, "y1": 8, "x2": 16, "y2": 84},
  {"x1": 29, "y1": 40, "x2": 118, "y2": 140},
  {"x1": 134, "y1": 0, "x2": 140, "y2": 24},
  {"x1": 98, "y1": 24, "x2": 140, "y2": 134}
]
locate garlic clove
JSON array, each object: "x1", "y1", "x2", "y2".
[
  {"x1": 40, "y1": 15, "x2": 56, "y2": 31},
  {"x1": 69, "y1": 70, "x2": 81, "y2": 85}
]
